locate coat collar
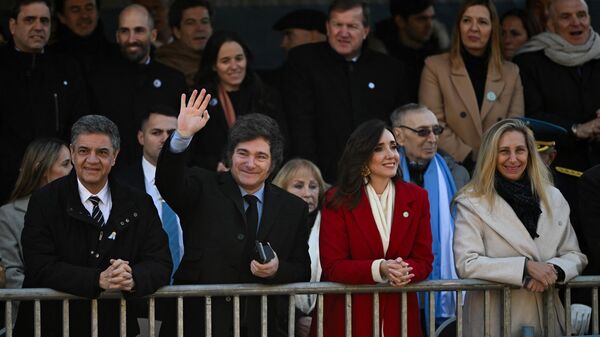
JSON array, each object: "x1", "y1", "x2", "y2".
[
  {"x1": 217, "y1": 171, "x2": 281, "y2": 238},
  {"x1": 65, "y1": 173, "x2": 137, "y2": 228},
  {"x1": 350, "y1": 180, "x2": 418, "y2": 258},
  {"x1": 459, "y1": 193, "x2": 541, "y2": 260},
  {"x1": 450, "y1": 56, "x2": 506, "y2": 134}
]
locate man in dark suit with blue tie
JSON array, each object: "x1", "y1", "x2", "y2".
[
  {"x1": 156, "y1": 90, "x2": 311, "y2": 337},
  {"x1": 117, "y1": 105, "x2": 183, "y2": 277}
]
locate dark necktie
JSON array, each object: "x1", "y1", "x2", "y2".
[
  {"x1": 244, "y1": 195, "x2": 258, "y2": 244},
  {"x1": 89, "y1": 196, "x2": 105, "y2": 227}
]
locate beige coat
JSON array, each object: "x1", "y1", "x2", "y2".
[
  {"x1": 419, "y1": 53, "x2": 524, "y2": 162},
  {"x1": 453, "y1": 186, "x2": 587, "y2": 337}
]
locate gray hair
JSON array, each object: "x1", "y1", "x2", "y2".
[
  {"x1": 390, "y1": 103, "x2": 432, "y2": 127},
  {"x1": 71, "y1": 115, "x2": 121, "y2": 150},
  {"x1": 225, "y1": 113, "x2": 284, "y2": 173}
]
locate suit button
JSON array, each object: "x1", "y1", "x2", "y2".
[
  {"x1": 460, "y1": 111, "x2": 467, "y2": 118},
  {"x1": 237, "y1": 233, "x2": 245, "y2": 241},
  {"x1": 90, "y1": 250, "x2": 94, "y2": 255},
  {"x1": 225, "y1": 296, "x2": 231, "y2": 302},
  {"x1": 95, "y1": 253, "x2": 99, "y2": 258}
]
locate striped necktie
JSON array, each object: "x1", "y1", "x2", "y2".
[{"x1": 88, "y1": 196, "x2": 105, "y2": 227}]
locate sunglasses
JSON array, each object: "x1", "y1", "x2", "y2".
[{"x1": 398, "y1": 125, "x2": 444, "y2": 137}]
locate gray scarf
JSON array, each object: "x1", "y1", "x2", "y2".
[{"x1": 515, "y1": 30, "x2": 600, "y2": 66}]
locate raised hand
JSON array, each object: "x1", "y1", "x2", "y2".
[{"x1": 177, "y1": 89, "x2": 212, "y2": 138}]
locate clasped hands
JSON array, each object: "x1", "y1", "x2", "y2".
[
  {"x1": 380, "y1": 257, "x2": 414, "y2": 287},
  {"x1": 525, "y1": 260, "x2": 558, "y2": 293},
  {"x1": 99, "y1": 259, "x2": 135, "y2": 292},
  {"x1": 576, "y1": 110, "x2": 600, "y2": 140}
]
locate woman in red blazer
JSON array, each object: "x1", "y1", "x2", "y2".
[{"x1": 318, "y1": 120, "x2": 433, "y2": 337}]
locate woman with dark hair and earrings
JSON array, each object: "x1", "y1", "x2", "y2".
[
  {"x1": 318, "y1": 119, "x2": 433, "y2": 337},
  {"x1": 188, "y1": 30, "x2": 284, "y2": 171}
]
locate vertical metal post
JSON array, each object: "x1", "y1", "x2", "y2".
[
  {"x1": 372, "y1": 292, "x2": 380, "y2": 337},
  {"x1": 261, "y1": 295, "x2": 268, "y2": 337},
  {"x1": 484, "y1": 290, "x2": 491, "y2": 337},
  {"x1": 177, "y1": 297, "x2": 184, "y2": 337},
  {"x1": 401, "y1": 292, "x2": 408, "y2": 337},
  {"x1": 120, "y1": 298, "x2": 127, "y2": 337},
  {"x1": 429, "y1": 291, "x2": 435, "y2": 337},
  {"x1": 233, "y1": 296, "x2": 240, "y2": 337},
  {"x1": 62, "y1": 299, "x2": 69, "y2": 337},
  {"x1": 456, "y1": 290, "x2": 463, "y2": 337},
  {"x1": 593, "y1": 287, "x2": 599, "y2": 334},
  {"x1": 148, "y1": 297, "x2": 155, "y2": 337},
  {"x1": 544, "y1": 289, "x2": 555, "y2": 337},
  {"x1": 205, "y1": 296, "x2": 212, "y2": 337},
  {"x1": 91, "y1": 299, "x2": 98, "y2": 337},
  {"x1": 503, "y1": 288, "x2": 511, "y2": 337},
  {"x1": 288, "y1": 295, "x2": 296, "y2": 337},
  {"x1": 317, "y1": 294, "x2": 324, "y2": 337},
  {"x1": 34, "y1": 300, "x2": 41, "y2": 337},
  {"x1": 5, "y1": 300, "x2": 12, "y2": 337},
  {"x1": 345, "y1": 293, "x2": 352, "y2": 337},
  {"x1": 565, "y1": 287, "x2": 571, "y2": 336}
]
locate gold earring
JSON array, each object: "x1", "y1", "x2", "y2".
[{"x1": 361, "y1": 166, "x2": 371, "y2": 185}]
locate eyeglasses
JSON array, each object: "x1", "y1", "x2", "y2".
[{"x1": 398, "y1": 125, "x2": 444, "y2": 137}]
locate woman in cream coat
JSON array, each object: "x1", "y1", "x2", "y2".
[
  {"x1": 453, "y1": 119, "x2": 587, "y2": 337},
  {"x1": 420, "y1": 0, "x2": 524, "y2": 167}
]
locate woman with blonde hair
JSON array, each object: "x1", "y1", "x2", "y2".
[
  {"x1": 0, "y1": 138, "x2": 72, "y2": 327},
  {"x1": 453, "y1": 118, "x2": 587, "y2": 336},
  {"x1": 419, "y1": 0, "x2": 524, "y2": 171},
  {"x1": 273, "y1": 158, "x2": 328, "y2": 337}
]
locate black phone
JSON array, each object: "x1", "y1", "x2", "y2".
[{"x1": 255, "y1": 241, "x2": 275, "y2": 264}]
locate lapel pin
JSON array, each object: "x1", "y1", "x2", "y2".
[
  {"x1": 486, "y1": 91, "x2": 497, "y2": 102},
  {"x1": 108, "y1": 232, "x2": 116, "y2": 240},
  {"x1": 368, "y1": 82, "x2": 375, "y2": 89},
  {"x1": 153, "y1": 79, "x2": 162, "y2": 88},
  {"x1": 403, "y1": 211, "x2": 409, "y2": 218}
]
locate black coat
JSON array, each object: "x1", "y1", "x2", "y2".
[
  {"x1": 0, "y1": 45, "x2": 89, "y2": 203},
  {"x1": 88, "y1": 57, "x2": 186, "y2": 168},
  {"x1": 155, "y1": 143, "x2": 310, "y2": 337},
  {"x1": 14, "y1": 173, "x2": 172, "y2": 337},
  {"x1": 189, "y1": 75, "x2": 285, "y2": 170},
  {"x1": 513, "y1": 50, "x2": 600, "y2": 172},
  {"x1": 283, "y1": 42, "x2": 408, "y2": 182}
]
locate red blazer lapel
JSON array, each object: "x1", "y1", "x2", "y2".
[
  {"x1": 350, "y1": 188, "x2": 385, "y2": 258},
  {"x1": 386, "y1": 181, "x2": 416, "y2": 259}
]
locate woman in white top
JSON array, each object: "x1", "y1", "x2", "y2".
[
  {"x1": 273, "y1": 158, "x2": 328, "y2": 337},
  {"x1": 453, "y1": 118, "x2": 587, "y2": 336}
]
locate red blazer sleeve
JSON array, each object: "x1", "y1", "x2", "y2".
[{"x1": 403, "y1": 187, "x2": 433, "y2": 282}]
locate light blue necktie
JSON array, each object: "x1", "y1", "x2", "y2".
[{"x1": 161, "y1": 201, "x2": 181, "y2": 282}]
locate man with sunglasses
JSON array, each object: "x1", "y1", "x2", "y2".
[{"x1": 390, "y1": 103, "x2": 468, "y2": 331}]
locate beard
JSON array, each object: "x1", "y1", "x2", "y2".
[{"x1": 120, "y1": 41, "x2": 149, "y2": 63}]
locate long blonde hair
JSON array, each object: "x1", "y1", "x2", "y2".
[
  {"x1": 449, "y1": 0, "x2": 504, "y2": 76},
  {"x1": 10, "y1": 138, "x2": 68, "y2": 202},
  {"x1": 459, "y1": 119, "x2": 553, "y2": 213}
]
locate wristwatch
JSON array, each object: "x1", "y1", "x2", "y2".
[{"x1": 571, "y1": 123, "x2": 580, "y2": 137}]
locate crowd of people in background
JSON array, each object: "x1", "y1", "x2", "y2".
[{"x1": 0, "y1": 0, "x2": 599, "y2": 336}]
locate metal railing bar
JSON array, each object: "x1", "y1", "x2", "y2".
[
  {"x1": 148, "y1": 297, "x2": 155, "y2": 337},
  {"x1": 484, "y1": 290, "x2": 490, "y2": 337},
  {"x1": 503, "y1": 288, "x2": 511, "y2": 337},
  {"x1": 205, "y1": 296, "x2": 212, "y2": 337},
  {"x1": 401, "y1": 292, "x2": 407, "y2": 337},
  {"x1": 456, "y1": 290, "x2": 463, "y2": 337},
  {"x1": 5, "y1": 300, "x2": 12, "y2": 337},
  {"x1": 233, "y1": 296, "x2": 240, "y2": 337},
  {"x1": 317, "y1": 294, "x2": 323, "y2": 337},
  {"x1": 288, "y1": 295, "x2": 295, "y2": 337},
  {"x1": 34, "y1": 300, "x2": 41, "y2": 337},
  {"x1": 177, "y1": 296, "x2": 183, "y2": 337},
  {"x1": 372, "y1": 292, "x2": 379, "y2": 337},
  {"x1": 565, "y1": 287, "x2": 571, "y2": 336},
  {"x1": 62, "y1": 299, "x2": 69, "y2": 337},
  {"x1": 345, "y1": 293, "x2": 351, "y2": 337},
  {"x1": 91, "y1": 299, "x2": 98, "y2": 337},
  {"x1": 120, "y1": 298, "x2": 126, "y2": 337},
  {"x1": 428, "y1": 291, "x2": 435, "y2": 337},
  {"x1": 261, "y1": 295, "x2": 268, "y2": 337}
]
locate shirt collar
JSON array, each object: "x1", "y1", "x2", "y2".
[
  {"x1": 141, "y1": 156, "x2": 157, "y2": 184},
  {"x1": 239, "y1": 183, "x2": 265, "y2": 205},
  {"x1": 77, "y1": 178, "x2": 110, "y2": 205}
]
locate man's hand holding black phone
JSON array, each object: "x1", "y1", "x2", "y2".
[{"x1": 250, "y1": 241, "x2": 279, "y2": 278}]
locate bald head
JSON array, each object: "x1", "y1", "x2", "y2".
[
  {"x1": 116, "y1": 4, "x2": 157, "y2": 64},
  {"x1": 547, "y1": 0, "x2": 590, "y2": 45}
]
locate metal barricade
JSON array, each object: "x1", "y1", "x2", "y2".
[{"x1": 1, "y1": 276, "x2": 599, "y2": 337}]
